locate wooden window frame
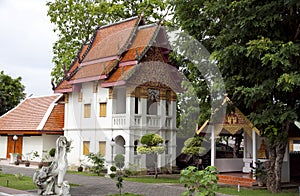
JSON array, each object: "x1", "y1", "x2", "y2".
[
  {"x1": 83, "y1": 141, "x2": 90, "y2": 155},
  {"x1": 84, "y1": 104, "x2": 91, "y2": 118},
  {"x1": 99, "y1": 141, "x2": 106, "y2": 156},
  {"x1": 99, "y1": 102, "x2": 107, "y2": 117}
]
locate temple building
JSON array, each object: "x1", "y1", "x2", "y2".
[{"x1": 54, "y1": 16, "x2": 181, "y2": 171}]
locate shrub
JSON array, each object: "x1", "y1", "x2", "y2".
[
  {"x1": 114, "y1": 154, "x2": 125, "y2": 169},
  {"x1": 180, "y1": 166, "x2": 219, "y2": 196},
  {"x1": 87, "y1": 152, "x2": 105, "y2": 176},
  {"x1": 140, "y1": 133, "x2": 163, "y2": 146},
  {"x1": 49, "y1": 148, "x2": 56, "y2": 157}
]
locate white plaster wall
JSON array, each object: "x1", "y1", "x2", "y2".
[
  {"x1": 43, "y1": 135, "x2": 60, "y2": 153},
  {"x1": 64, "y1": 83, "x2": 178, "y2": 171},
  {"x1": 23, "y1": 136, "x2": 43, "y2": 162},
  {"x1": 65, "y1": 129, "x2": 113, "y2": 167},
  {"x1": 0, "y1": 136, "x2": 7, "y2": 158}
]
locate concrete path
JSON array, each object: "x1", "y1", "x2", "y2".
[{"x1": 0, "y1": 160, "x2": 229, "y2": 196}]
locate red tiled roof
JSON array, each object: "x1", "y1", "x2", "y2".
[
  {"x1": 0, "y1": 95, "x2": 63, "y2": 134},
  {"x1": 71, "y1": 60, "x2": 115, "y2": 82},
  {"x1": 83, "y1": 17, "x2": 139, "y2": 62},
  {"x1": 42, "y1": 103, "x2": 64, "y2": 131},
  {"x1": 121, "y1": 24, "x2": 158, "y2": 62},
  {"x1": 55, "y1": 44, "x2": 89, "y2": 93},
  {"x1": 103, "y1": 65, "x2": 135, "y2": 84},
  {"x1": 54, "y1": 17, "x2": 177, "y2": 90}
]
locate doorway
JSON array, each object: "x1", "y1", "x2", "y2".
[{"x1": 6, "y1": 135, "x2": 23, "y2": 159}]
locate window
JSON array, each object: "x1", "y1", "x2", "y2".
[
  {"x1": 134, "y1": 140, "x2": 139, "y2": 155},
  {"x1": 166, "y1": 101, "x2": 170, "y2": 116},
  {"x1": 78, "y1": 92, "x2": 83, "y2": 102},
  {"x1": 83, "y1": 141, "x2": 90, "y2": 155},
  {"x1": 165, "y1": 140, "x2": 169, "y2": 154},
  {"x1": 134, "y1": 88, "x2": 140, "y2": 114},
  {"x1": 99, "y1": 141, "x2": 106, "y2": 156},
  {"x1": 147, "y1": 89, "x2": 159, "y2": 115},
  {"x1": 166, "y1": 90, "x2": 171, "y2": 116},
  {"x1": 84, "y1": 104, "x2": 91, "y2": 118},
  {"x1": 93, "y1": 82, "x2": 98, "y2": 93},
  {"x1": 99, "y1": 103, "x2": 107, "y2": 117}
]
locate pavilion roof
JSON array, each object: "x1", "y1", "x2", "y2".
[
  {"x1": 54, "y1": 16, "x2": 179, "y2": 93},
  {"x1": 196, "y1": 97, "x2": 260, "y2": 137}
]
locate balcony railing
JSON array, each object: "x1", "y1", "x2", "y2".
[
  {"x1": 147, "y1": 115, "x2": 161, "y2": 127},
  {"x1": 112, "y1": 114, "x2": 172, "y2": 129},
  {"x1": 112, "y1": 114, "x2": 126, "y2": 128}
]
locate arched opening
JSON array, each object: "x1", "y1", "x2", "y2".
[{"x1": 115, "y1": 135, "x2": 125, "y2": 154}]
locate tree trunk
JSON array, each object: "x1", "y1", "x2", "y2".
[{"x1": 266, "y1": 126, "x2": 288, "y2": 193}]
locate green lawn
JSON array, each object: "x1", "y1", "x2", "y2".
[
  {"x1": 0, "y1": 173, "x2": 79, "y2": 190},
  {"x1": 67, "y1": 170, "x2": 105, "y2": 176},
  {"x1": 124, "y1": 176, "x2": 180, "y2": 184},
  {"x1": 107, "y1": 193, "x2": 143, "y2": 196},
  {"x1": 0, "y1": 173, "x2": 36, "y2": 190},
  {"x1": 217, "y1": 187, "x2": 299, "y2": 196}
]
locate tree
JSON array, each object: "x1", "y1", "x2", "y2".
[
  {"x1": 137, "y1": 133, "x2": 164, "y2": 178},
  {"x1": 46, "y1": 0, "x2": 169, "y2": 85},
  {"x1": 0, "y1": 71, "x2": 26, "y2": 116},
  {"x1": 110, "y1": 154, "x2": 125, "y2": 196},
  {"x1": 173, "y1": 0, "x2": 300, "y2": 193}
]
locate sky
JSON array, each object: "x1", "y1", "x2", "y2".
[{"x1": 0, "y1": 0, "x2": 57, "y2": 97}]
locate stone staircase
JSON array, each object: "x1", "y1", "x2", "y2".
[{"x1": 218, "y1": 173, "x2": 256, "y2": 187}]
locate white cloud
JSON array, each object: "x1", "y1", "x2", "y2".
[{"x1": 0, "y1": 0, "x2": 57, "y2": 96}]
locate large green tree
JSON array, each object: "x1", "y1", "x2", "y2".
[
  {"x1": 0, "y1": 71, "x2": 26, "y2": 116},
  {"x1": 47, "y1": 0, "x2": 169, "y2": 85},
  {"x1": 173, "y1": 0, "x2": 300, "y2": 193}
]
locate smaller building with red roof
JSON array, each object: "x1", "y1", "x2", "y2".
[{"x1": 0, "y1": 94, "x2": 64, "y2": 162}]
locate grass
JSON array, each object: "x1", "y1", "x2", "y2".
[
  {"x1": 0, "y1": 173, "x2": 36, "y2": 190},
  {"x1": 217, "y1": 187, "x2": 299, "y2": 196},
  {"x1": 124, "y1": 176, "x2": 180, "y2": 184},
  {"x1": 67, "y1": 170, "x2": 105, "y2": 177},
  {"x1": 0, "y1": 173, "x2": 79, "y2": 190},
  {"x1": 107, "y1": 193, "x2": 143, "y2": 196}
]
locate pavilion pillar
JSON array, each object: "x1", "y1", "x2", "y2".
[
  {"x1": 211, "y1": 125, "x2": 215, "y2": 166},
  {"x1": 252, "y1": 128, "x2": 257, "y2": 169}
]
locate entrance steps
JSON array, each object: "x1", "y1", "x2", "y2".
[{"x1": 218, "y1": 173, "x2": 256, "y2": 187}]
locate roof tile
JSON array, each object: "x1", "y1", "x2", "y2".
[{"x1": 0, "y1": 95, "x2": 62, "y2": 132}]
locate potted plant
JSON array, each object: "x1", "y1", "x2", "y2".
[
  {"x1": 77, "y1": 165, "x2": 84, "y2": 172},
  {"x1": 13, "y1": 153, "x2": 22, "y2": 165},
  {"x1": 251, "y1": 160, "x2": 267, "y2": 186},
  {"x1": 32, "y1": 151, "x2": 43, "y2": 168}
]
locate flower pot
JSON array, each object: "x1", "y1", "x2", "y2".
[
  {"x1": 25, "y1": 161, "x2": 30, "y2": 167},
  {"x1": 14, "y1": 160, "x2": 19, "y2": 165},
  {"x1": 77, "y1": 166, "x2": 83, "y2": 172}
]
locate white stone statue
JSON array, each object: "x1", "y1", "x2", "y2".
[{"x1": 33, "y1": 136, "x2": 71, "y2": 195}]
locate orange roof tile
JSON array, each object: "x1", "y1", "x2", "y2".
[
  {"x1": 103, "y1": 65, "x2": 135, "y2": 84},
  {"x1": 121, "y1": 24, "x2": 158, "y2": 62},
  {"x1": 83, "y1": 17, "x2": 139, "y2": 62},
  {"x1": 0, "y1": 95, "x2": 63, "y2": 133},
  {"x1": 54, "y1": 79, "x2": 72, "y2": 93},
  {"x1": 71, "y1": 60, "x2": 115, "y2": 82},
  {"x1": 42, "y1": 103, "x2": 64, "y2": 131}
]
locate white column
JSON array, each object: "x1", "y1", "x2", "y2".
[
  {"x1": 126, "y1": 96, "x2": 134, "y2": 128},
  {"x1": 140, "y1": 98, "x2": 147, "y2": 128},
  {"x1": 211, "y1": 125, "x2": 215, "y2": 166},
  {"x1": 252, "y1": 128, "x2": 257, "y2": 168}
]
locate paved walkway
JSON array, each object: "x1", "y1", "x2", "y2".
[{"x1": 0, "y1": 160, "x2": 229, "y2": 196}]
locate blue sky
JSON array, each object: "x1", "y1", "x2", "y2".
[{"x1": 0, "y1": 0, "x2": 57, "y2": 97}]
